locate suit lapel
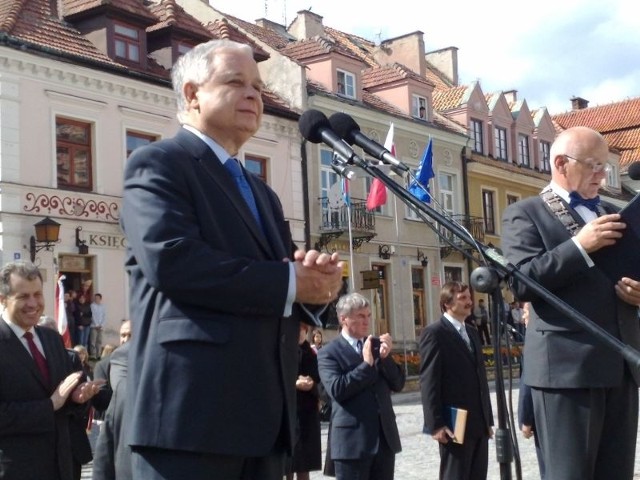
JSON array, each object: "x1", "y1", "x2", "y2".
[
  {"x1": 440, "y1": 317, "x2": 475, "y2": 361},
  {"x1": 174, "y1": 130, "x2": 274, "y2": 256},
  {"x1": 36, "y1": 327, "x2": 65, "y2": 388},
  {"x1": 0, "y1": 322, "x2": 50, "y2": 390}
]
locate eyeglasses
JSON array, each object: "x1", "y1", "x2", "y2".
[{"x1": 563, "y1": 154, "x2": 611, "y2": 173}]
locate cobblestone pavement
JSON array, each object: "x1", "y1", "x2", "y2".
[{"x1": 83, "y1": 379, "x2": 640, "y2": 479}]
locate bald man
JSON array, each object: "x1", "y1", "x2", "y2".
[{"x1": 501, "y1": 127, "x2": 640, "y2": 479}]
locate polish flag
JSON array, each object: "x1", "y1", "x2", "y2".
[
  {"x1": 55, "y1": 274, "x2": 72, "y2": 348},
  {"x1": 366, "y1": 123, "x2": 394, "y2": 210}
]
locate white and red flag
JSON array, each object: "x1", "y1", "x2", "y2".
[
  {"x1": 366, "y1": 123, "x2": 393, "y2": 210},
  {"x1": 55, "y1": 274, "x2": 72, "y2": 348}
]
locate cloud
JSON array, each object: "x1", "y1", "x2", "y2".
[{"x1": 208, "y1": 0, "x2": 640, "y2": 114}]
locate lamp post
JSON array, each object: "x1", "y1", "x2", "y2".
[{"x1": 29, "y1": 217, "x2": 61, "y2": 262}]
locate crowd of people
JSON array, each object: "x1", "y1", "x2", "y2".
[
  {"x1": 2, "y1": 37, "x2": 639, "y2": 480},
  {"x1": 63, "y1": 290, "x2": 108, "y2": 359}
]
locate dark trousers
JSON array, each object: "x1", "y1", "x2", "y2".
[
  {"x1": 438, "y1": 434, "x2": 488, "y2": 480},
  {"x1": 131, "y1": 446, "x2": 286, "y2": 480},
  {"x1": 532, "y1": 373, "x2": 638, "y2": 480},
  {"x1": 333, "y1": 434, "x2": 395, "y2": 480},
  {"x1": 477, "y1": 323, "x2": 491, "y2": 345}
]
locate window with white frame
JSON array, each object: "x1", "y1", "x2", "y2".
[
  {"x1": 482, "y1": 189, "x2": 496, "y2": 234},
  {"x1": 540, "y1": 141, "x2": 551, "y2": 172},
  {"x1": 506, "y1": 194, "x2": 520, "y2": 205},
  {"x1": 412, "y1": 95, "x2": 428, "y2": 120},
  {"x1": 606, "y1": 163, "x2": 619, "y2": 188},
  {"x1": 438, "y1": 172, "x2": 456, "y2": 217},
  {"x1": 518, "y1": 134, "x2": 530, "y2": 167},
  {"x1": 336, "y1": 70, "x2": 356, "y2": 98},
  {"x1": 494, "y1": 126, "x2": 508, "y2": 160},
  {"x1": 470, "y1": 119, "x2": 483, "y2": 154},
  {"x1": 320, "y1": 148, "x2": 340, "y2": 198}
]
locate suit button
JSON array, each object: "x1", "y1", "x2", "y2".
[{"x1": 281, "y1": 334, "x2": 286, "y2": 344}]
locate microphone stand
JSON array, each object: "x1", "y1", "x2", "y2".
[{"x1": 331, "y1": 151, "x2": 640, "y2": 479}]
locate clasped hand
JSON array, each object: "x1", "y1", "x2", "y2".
[
  {"x1": 50, "y1": 372, "x2": 107, "y2": 411},
  {"x1": 292, "y1": 249, "x2": 344, "y2": 305}
]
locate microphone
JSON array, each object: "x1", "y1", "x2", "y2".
[
  {"x1": 331, "y1": 161, "x2": 356, "y2": 180},
  {"x1": 329, "y1": 112, "x2": 410, "y2": 172},
  {"x1": 298, "y1": 110, "x2": 366, "y2": 168},
  {"x1": 628, "y1": 162, "x2": 640, "y2": 180}
]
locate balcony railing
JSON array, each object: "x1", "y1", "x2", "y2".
[
  {"x1": 316, "y1": 197, "x2": 376, "y2": 250},
  {"x1": 438, "y1": 215, "x2": 485, "y2": 258}
]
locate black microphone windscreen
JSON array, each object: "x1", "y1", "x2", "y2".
[
  {"x1": 628, "y1": 162, "x2": 640, "y2": 181},
  {"x1": 329, "y1": 112, "x2": 360, "y2": 144},
  {"x1": 298, "y1": 110, "x2": 330, "y2": 144}
]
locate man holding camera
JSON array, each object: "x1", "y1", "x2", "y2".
[{"x1": 317, "y1": 292, "x2": 405, "y2": 480}]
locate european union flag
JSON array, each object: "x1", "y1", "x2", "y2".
[{"x1": 408, "y1": 138, "x2": 434, "y2": 203}]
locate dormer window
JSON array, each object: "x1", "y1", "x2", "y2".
[
  {"x1": 336, "y1": 70, "x2": 355, "y2": 98},
  {"x1": 412, "y1": 95, "x2": 427, "y2": 120},
  {"x1": 114, "y1": 22, "x2": 141, "y2": 63},
  {"x1": 177, "y1": 42, "x2": 193, "y2": 57}
]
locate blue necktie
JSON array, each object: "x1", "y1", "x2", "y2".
[
  {"x1": 223, "y1": 158, "x2": 264, "y2": 231},
  {"x1": 569, "y1": 191, "x2": 600, "y2": 212}
]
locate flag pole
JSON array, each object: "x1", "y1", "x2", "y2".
[
  {"x1": 392, "y1": 193, "x2": 408, "y2": 375},
  {"x1": 346, "y1": 198, "x2": 356, "y2": 291}
]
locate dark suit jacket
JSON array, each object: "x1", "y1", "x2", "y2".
[
  {"x1": 317, "y1": 335, "x2": 405, "y2": 461},
  {"x1": 91, "y1": 355, "x2": 112, "y2": 414},
  {"x1": 93, "y1": 342, "x2": 131, "y2": 480},
  {"x1": 501, "y1": 196, "x2": 640, "y2": 388},
  {"x1": 0, "y1": 322, "x2": 78, "y2": 480},
  {"x1": 419, "y1": 317, "x2": 493, "y2": 440},
  {"x1": 121, "y1": 128, "x2": 313, "y2": 457}
]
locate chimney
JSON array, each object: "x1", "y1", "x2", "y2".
[
  {"x1": 287, "y1": 10, "x2": 325, "y2": 40},
  {"x1": 425, "y1": 47, "x2": 459, "y2": 86},
  {"x1": 570, "y1": 96, "x2": 589, "y2": 110},
  {"x1": 374, "y1": 31, "x2": 426, "y2": 75}
]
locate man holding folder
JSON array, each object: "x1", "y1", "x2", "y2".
[{"x1": 419, "y1": 281, "x2": 493, "y2": 480}]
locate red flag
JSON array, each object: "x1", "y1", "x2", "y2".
[
  {"x1": 55, "y1": 274, "x2": 72, "y2": 348},
  {"x1": 366, "y1": 123, "x2": 394, "y2": 211},
  {"x1": 366, "y1": 178, "x2": 387, "y2": 210}
]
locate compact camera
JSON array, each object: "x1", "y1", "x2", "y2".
[{"x1": 370, "y1": 337, "x2": 381, "y2": 360}]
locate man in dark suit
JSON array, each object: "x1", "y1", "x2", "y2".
[
  {"x1": 92, "y1": 340, "x2": 131, "y2": 480},
  {"x1": 120, "y1": 39, "x2": 344, "y2": 480},
  {"x1": 0, "y1": 261, "x2": 104, "y2": 480},
  {"x1": 501, "y1": 126, "x2": 640, "y2": 479},
  {"x1": 419, "y1": 281, "x2": 493, "y2": 480},
  {"x1": 317, "y1": 292, "x2": 405, "y2": 480}
]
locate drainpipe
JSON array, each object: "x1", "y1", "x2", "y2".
[{"x1": 300, "y1": 139, "x2": 312, "y2": 250}]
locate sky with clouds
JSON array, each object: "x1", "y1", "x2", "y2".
[{"x1": 208, "y1": 0, "x2": 640, "y2": 115}]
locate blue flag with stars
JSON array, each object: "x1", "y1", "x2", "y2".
[{"x1": 408, "y1": 138, "x2": 434, "y2": 203}]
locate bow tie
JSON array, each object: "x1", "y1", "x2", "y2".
[{"x1": 569, "y1": 191, "x2": 600, "y2": 212}]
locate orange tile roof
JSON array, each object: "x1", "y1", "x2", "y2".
[
  {"x1": 362, "y1": 64, "x2": 434, "y2": 89},
  {"x1": 0, "y1": 0, "x2": 293, "y2": 116},
  {"x1": 432, "y1": 85, "x2": 468, "y2": 111},
  {"x1": 62, "y1": 0, "x2": 157, "y2": 23},
  {"x1": 553, "y1": 97, "x2": 640, "y2": 169},
  {"x1": 222, "y1": 13, "x2": 292, "y2": 50},
  {"x1": 147, "y1": 0, "x2": 211, "y2": 39},
  {"x1": 1, "y1": 0, "x2": 119, "y2": 67},
  {"x1": 204, "y1": 18, "x2": 270, "y2": 61},
  {"x1": 425, "y1": 66, "x2": 455, "y2": 91}
]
